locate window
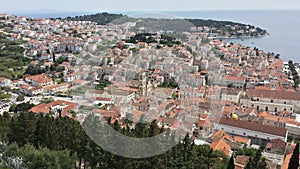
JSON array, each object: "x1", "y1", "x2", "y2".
[
  {"x1": 257, "y1": 98, "x2": 259, "y2": 101},
  {"x1": 284, "y1": 108, "x2": 287, "y2": 111},
  {"x1": 257, "y1": 106, "x2": 260, "y2": 110},
  {"x1": 290, "y1": 108, "x2": 293, "y2": 111},
  {"x1": 271, "y1": 100, "x2": 273, "y2": 103},
  {"x1": 275, "y1": 108, "x2": 277, "y2": 112},
  {"x1": 243, "y1": 132, "x2": 246, "y2": 136},
  {"x1": 232, "y1": 130, "x2": 235, "y2": 133},
  {"x1": 265, "y1": 107, "x2": 269, "y2": 111},
  {"x1": 284, "y1": 101, "x2": 287, "y2": 104}
]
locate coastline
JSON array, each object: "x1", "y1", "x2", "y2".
[
  {"x1": 211, "y1": 33, "x2": 299, "y2": 64},
  {"x1": 210, "y1": 33, "x2": 270, "y2": 40}
]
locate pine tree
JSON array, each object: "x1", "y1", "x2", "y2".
[
  {"x1": 227, "y1": 155, "x2": 235, "y2": 169},
  {"x1": 289, "y1": 142, "x2": 300, "y2": 169},
  {"x1": 245, "y1": 149, "x2": 266, "y2": 169}
]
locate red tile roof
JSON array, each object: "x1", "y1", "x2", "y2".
[
  {"x1": 247, "y1": 89, "x2": 300, "y2": 101},
  {"x1": 260, "y1": 112, "x2": 295, "y2": 124},
  {"x1": 198, "y1": 118, "x2": 212, "y2": 128},
  {"x1": 0, "y1": 77, "x2": 8, "y2": 82},
  {"x1": 233, "y1": 136, "x2": 250, "y2": 145},
  {"x1": 223, "y1": 76, "x2": 244, "y2": 82},
  {"x1": 209, "y1": 130, "x2": 233, "y2": 142},
  {"x1": 235, "y1": 155, "x2": 249, "y2": 166},
  {"x1": 30, "y1": 100, "x2": 77, "y2": 117},
  {"x1": 93, "y1": 108, "x2": 120, "y2": 119},
  {"x1": 218, "y1": 117, "x2": 287, "y2": 137},
  {"x1": 265, "y1": 139, "x2": 286, "y2": 151},
  {"x1": 210, "y1": 139, "x2": 231, "y2": 156}
]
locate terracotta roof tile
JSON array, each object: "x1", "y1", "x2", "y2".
[
  {"x1": 235, "y1": 155, "x2": 249, "y2": 166},
  {"x1": 247, "y1": 89, "x2": 300, "y2": 101},
  {"x1": 233, "y1": 136, "x2": 250, "y2": 145},
  {"x1": 209, "y1": 130, "x2": 233, "y2": 142},
  {"x1": 219, "y1": 117, "x2": 287, "y2": 137},
  {"x1": 210, "y1": 139, "x2": 231, "y2": 156},
  {"x1": 265, "y1": 138, "x2": 286, "y2": 151}
]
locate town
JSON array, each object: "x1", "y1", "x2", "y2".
[{"x1": 0, "y1": 13, "x2": 300, "y2": 169}]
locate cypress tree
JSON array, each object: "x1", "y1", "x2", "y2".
[
  {"x1": 288, "y1": 142, "x2": 300, "y2": 169},
  {"x1": 227, "y1": 155, "x2": 235, "y2": 169},
  {"x1": 52, "y1": 51, "x2": 56, "y2": 63}
]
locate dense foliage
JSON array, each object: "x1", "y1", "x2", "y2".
[
  {"x1": 158, "y1": 81, "x2": 179, "y2": 89},
  {"x1": 226, "y1": 155, "x2": 235, "y2": 169},
  {"x1": 95, "y1": 79, "x2": 111, "y2": 90},
  {"x1": 288, "y1": 60, "x2": 300, "y2": 88},
  {"x1": 1, "y1": 143, "x2": 75, "y2": 169},
  {"x1": 245, "y1": 149, "x2": 267, "y2": 169},
  {"x1": 0, "y1": 33, "x2": 32, "y2": 79},
  {"x1": 65, "y1": 12, "x2": 127, "y2": 25},
  {"x1": 24, "y1": 64, "x2": 45, "y2": 76},
  {"x1": 187, "y1": 19, "x2": 267, "y2": 35},
  {"x1": 0, "y1": 112, "x2": 229, "y2": 169},
  {"x1": 125, "y1": 33, "x2": 157, "y2": 44},
  {"x1": 124, "y1": 33, "x2": 181, "y2": 47}
]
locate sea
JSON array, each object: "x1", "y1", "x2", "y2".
[
  {"x1": 166, "y1": 10, "x2": 300, "y2": 62},
  {"x1": 12, "y1": 9, "x2": 300, "y2": 62}
]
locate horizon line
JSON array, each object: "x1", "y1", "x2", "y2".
[{"x1": 3, "y1": 8, "x2": 300, "y2": 14}]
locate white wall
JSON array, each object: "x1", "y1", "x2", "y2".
[{"x1": 214, "y1": 123, "x2": 287, "y2": 142}]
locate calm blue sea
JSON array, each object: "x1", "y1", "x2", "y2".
[{"x1": 14, "y1": 10, "x2": 300, "y2": 62}]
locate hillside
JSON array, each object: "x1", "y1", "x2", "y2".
[
  {"x1": 65, "y1": 12, "x2": 128, "y2": 25},
  {"x1": 65, "y1": 12, "x2": 268, "y2": 36},
  {"x1": 0, "y1": 33, "x2": 32, "y2": 79}
]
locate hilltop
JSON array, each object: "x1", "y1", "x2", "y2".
[{"x1": 65, "y1": 12, "x2": 268, "y2": 37}]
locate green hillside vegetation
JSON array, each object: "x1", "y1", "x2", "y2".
[
  {"x1": 0, "y1": 33, "x2": 32, "y2": 79},
  {"x1": 64, "y1": 13, "x2": 268, "y2": 36},
  {"x1": 0, "y1": 112, "x2": 230, "y2": 169},
  {"x1": 65, "y1": 12, "x2": 129, "y2": 25}
]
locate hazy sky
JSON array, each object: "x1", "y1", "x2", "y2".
[{"x1": 1, "y1": 0, "x2": 300, "y2": 13}]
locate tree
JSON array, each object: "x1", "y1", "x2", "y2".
[
  {"x1": 16, "y1": 94, "x2": 24, "y2": 102},
  {"x1": 245, "y1": 149, "x2": 266, "y2": 169},
  {"x1": 52, "y1": 52, "x2": 56, "y2": 63},
  {"x1": 24, "y1": 65, "x2": 45, "y2": 76},
  {"x1": 227, "y1": 83, "x2": 234, "y2": 88},
  {"x1": 10, "y1": 103, "x2": 35, "y2": 113},
  {"x1": 288, "y1": 142, "x2": 299, "y2": 169},
  {"x1": 0, "y1": 112, "x2": 11, "y2": 142},
  {"x1": 227, "y1": 155, "x2": 235, "y2": 169},
  {"x1": 40, "y1": 97, "x2": 54, "y2": 104},
  {"x1": 2, "y1": 143, "x2": 76, "y2": 169},
  {"x1": 1, "y1": 112, "x2": 230, "y2": 169}
]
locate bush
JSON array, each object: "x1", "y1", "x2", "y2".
[{"x1": 16, "y1": 94, "x2": 24, "y2": 102}]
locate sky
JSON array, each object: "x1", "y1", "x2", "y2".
[{"x1": 1, "y1": 0, "x2": 300, "y2": 13}]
